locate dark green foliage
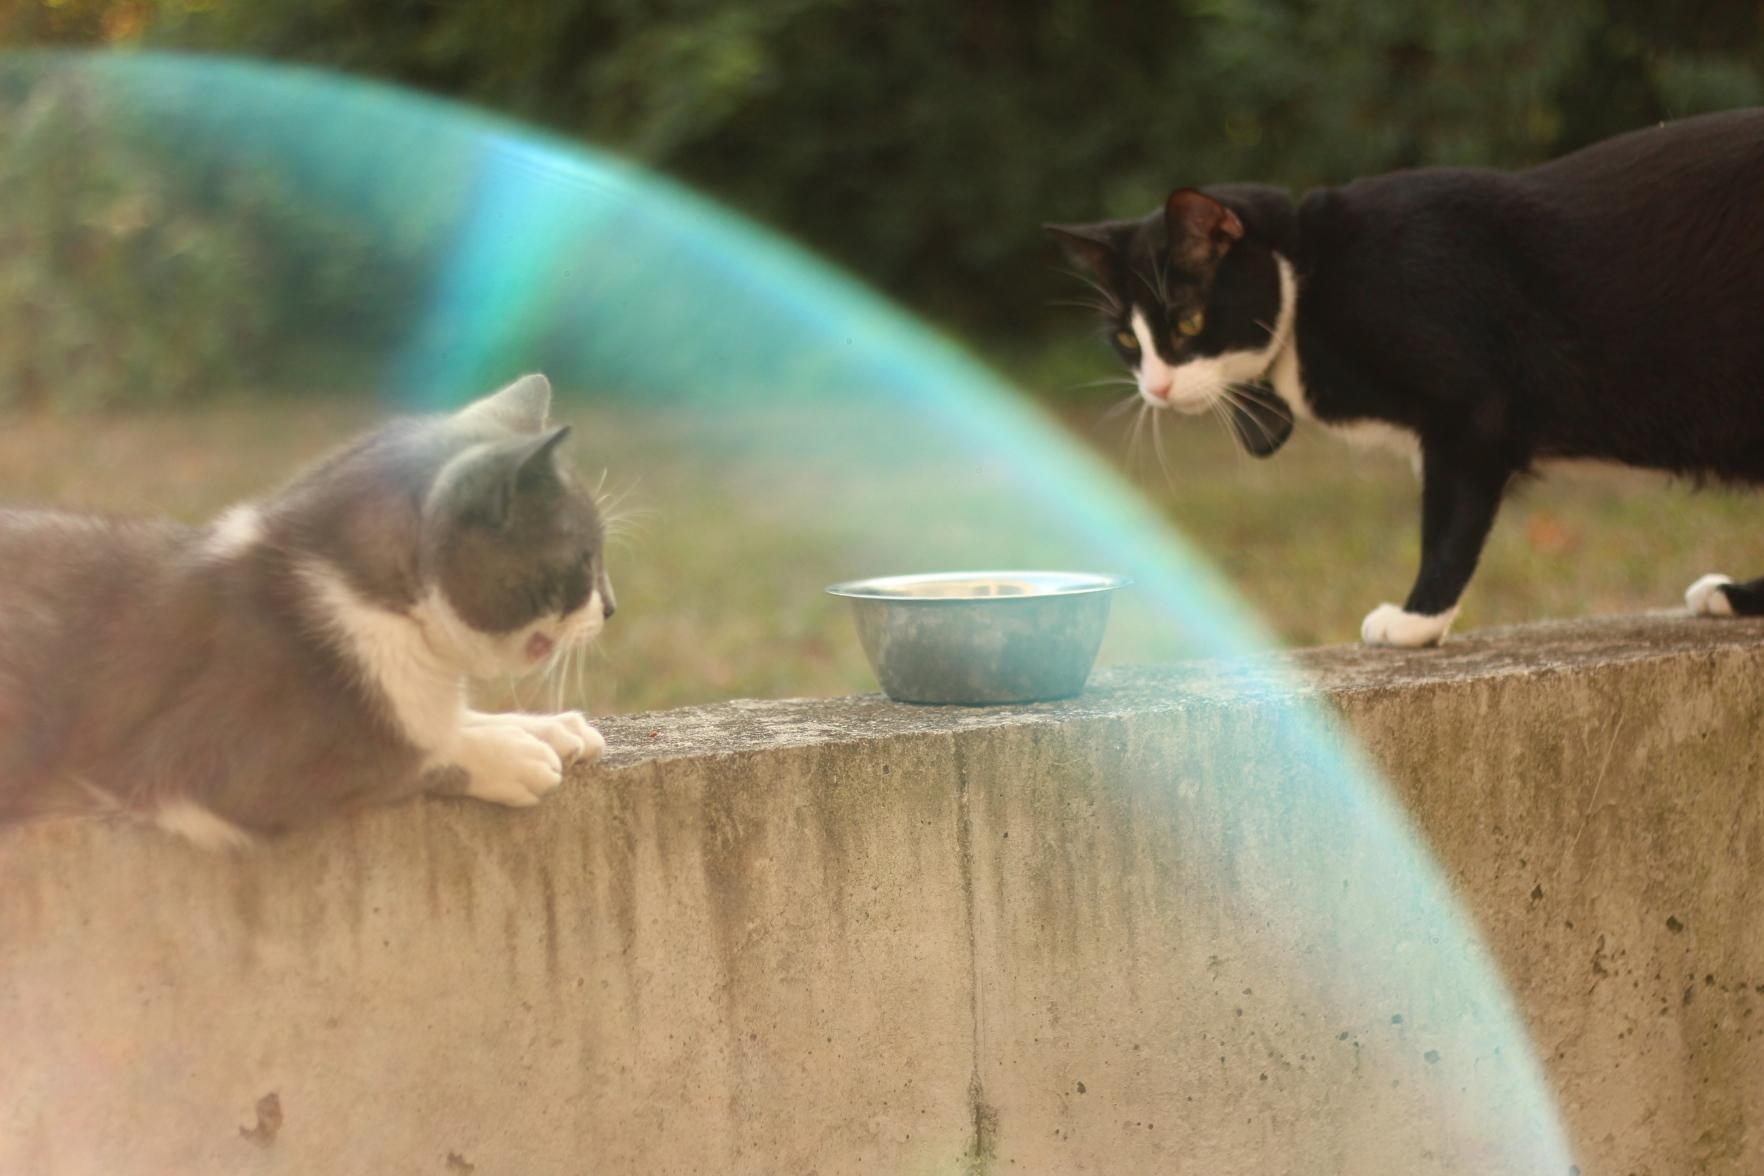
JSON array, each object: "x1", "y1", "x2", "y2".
[
  {"x1": 0, "y1": 70, "x2": 281, "y2": 408},
  {"x1": 2, "y1": 0, "x2": 1761, "y2": 402},
  {"x1": 0, "y1": 58, "x2": 444, "y2": 408}
]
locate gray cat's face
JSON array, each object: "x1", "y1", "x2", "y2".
[
  {"x1": 416, "y1": 376, "x2": 614, "y2": 678},
  {"x1": 267, "y1": 374, "x2": 614, "y2": 681}
]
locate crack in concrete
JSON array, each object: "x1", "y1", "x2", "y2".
[{"x1": 952, "y1": 736, "x2": 997, "y2": 1173}]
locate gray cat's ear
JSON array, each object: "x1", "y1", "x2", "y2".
[
  {"x1": 455, "y1": 424, "x2": 572, "y2": 530},
  {"x1": 1164, "y1": 189, "x2": 1244, "y2": 272},
  {"x1": 456, "y1": 373, "x2": 552, "y2": 434},
  {"x1": 1044, "y1": 223, "x2": 1115, "y2": 280}
]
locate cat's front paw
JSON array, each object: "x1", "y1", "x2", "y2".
[
  {"x1": 467, "y1": 710, "x2": 606, "y2": 764},
  {"x1": 526, "y1": 711, "x2": 605, "y2": 763},
  {"x1": 452, "y1": 723, "x2": 565, "y2": 808},
  {"x1": 1361, "y1": 603, "x2": 1458, "y2": 648},
  {"x1": 1685, "y1": 573, "x2": 1735, "y2": 617}
]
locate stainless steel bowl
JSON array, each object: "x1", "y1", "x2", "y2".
[{"x1": 826, "y1": 571, "x2": 1130, "y2": 705}]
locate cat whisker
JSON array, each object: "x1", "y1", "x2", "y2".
[
  {"x1": 1055, "y1": 263, "x2": 1111, "y2": 293},
  {"x1": 602, "y1": 515, "x2": 654, "y2": 544},
  {"x1": 569, "y1": 644, "x2": 587, "y2": 709},
  {"x1": 1150, "y1": 404, "x2": 1179, "y2": 491},
  {"x1": 1218, "y1": 386, "x2": 1281, "y2": 453},
  {"x1": 1126, "y1": 401, "x2": 1152, "y2": 477},
  {"x1": 594, "y1": 476, "x2": 648, "y2": 519},
  {"x1": 1137, "y1": 260, "x2": 1171, "y2": 309},
  {"x1": 1048, "y1": 298, "x2": 1120, "y2": 315},
  {"x1": 1099, "y1": 392, "x2": 1143, "y2": 425},
  {"x1": 1071, "y1": 375, "x2": 1137, "y2": 391},
  {"x1": 1205, "y1": 396, "x2": 1249, "y2": 465},
  {"x1": 1055, "y1": 266, "x2": 1122, "y2": 312},
  {"x1": 552, "y1": 642, "x2": 573, "y2": 712},
  {"x1": 601, "y1": 503, "x2": 659, "y2": 525}
]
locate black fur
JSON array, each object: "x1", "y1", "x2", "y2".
[{"x1": 1053, "y1": 109, "x2": 1764, "y2": 626}]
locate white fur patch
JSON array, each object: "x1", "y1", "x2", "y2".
[
  {"x1": 1130, "y1": 308, "x2": 1174, "y2": 404},
  {"x1": 1265, "y1": 261, "x2": 1419, "y2": 460},
  {"x1": 1361, "y1": 602, "x2": 1459, "y2": 648},
  {"x1": 1266, "y1": 261, "x2": 1306, "y2": 416},
  {"x1": 203, "y1": 503, "x2": 263, "y2": 558},
  {"x1": 1138, "y1": 258, "x2": 1300, "y2": 415},
  {"x1": 449, "y1": 722, "x2": 565, "y2": 807},
  {"x1": 1685, "y1": 574, "x2": 1735, "y2": 617},
  {"x1": 297, "y1": 561, "x2": 466, "y2": 751},
  {"x1": 155, "y1": 800, "x2": 254, "y2": 852},
  {"x1": 1326, "y1": 419, "x2": 1420, "y2": 458},
  {"x1": 415, "y1": 582, "x2": 581, "y2": 681},
  {"x1": 466, "y1": 709, "x2": 605, "y2": 764},
  {"x1": 299, "y1": 562, "x2": 608, "y2": 760}
]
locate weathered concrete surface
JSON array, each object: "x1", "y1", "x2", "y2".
[{"x1": 3, "y1": 613, "x2": 1762, "y2": 1174}]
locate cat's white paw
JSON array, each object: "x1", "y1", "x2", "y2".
[
  {"x1": 467, "y1": 710, "x2": 605, "y2": 763},
  {"x1": 453, "y1": 723, "x2": 564, "y2": 807},
  {"x1": 1361, "y1": 602, "x2": 1458, "y2": 648},
  {"x1": 543, "y1": 711, "x2": 606, "y2": 763},
  {"x1": 1685, "y1": 574, "x2": 1735, "y2": 617},
  {"x1": 154, "y1": 800, "x2": 256, "y2": 852}
]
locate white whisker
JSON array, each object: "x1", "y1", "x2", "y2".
[
  {"x1": 1206, "y1": 397, "x2": 1248, "y2": 464},
  {"x1": 1219, "y1": 386, "x2": 1280, "y2": 452},
  {"x1": 1150, "y1": 404, "x2": 1178, "y2": 490},
  {"x1": 1099, "y1": 392, "x2": 1142, "y2": 424}
]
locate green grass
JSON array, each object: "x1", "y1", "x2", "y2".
[{"x1": 3, "y1": 396, "x2": 1760, "y2": 716}]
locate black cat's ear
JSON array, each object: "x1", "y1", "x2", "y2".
[
  {"x1": 1164, "y1": 189, "x2": 1244, "y2": 273},
  {"x1": 458, "y1": 424, "x2": 572, "y2": 530},
  {"x1": 1044, "y1": 223, "x2": 1115, "y2": 280}
]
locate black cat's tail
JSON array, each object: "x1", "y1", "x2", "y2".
[{"x1": 1686, "y1": 574, "x2": 1764, "y2": 617}]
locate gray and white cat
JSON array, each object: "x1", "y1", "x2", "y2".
[{"x1": 0, "y1": 374, "x2": 614, "y2": 849}]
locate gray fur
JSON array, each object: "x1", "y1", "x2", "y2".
[{"x1": 0, "y1": 375, "x2": 612, "y2": 839}]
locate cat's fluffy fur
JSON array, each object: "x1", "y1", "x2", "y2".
[
  {"x1": 0, "y1": 375, "x2": 614, "y2": 848},
  {"x1": 1051, "y1": 108, "x2": 1764, "y2": 645}
]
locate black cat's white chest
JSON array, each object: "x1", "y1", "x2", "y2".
[{"x1": 1275, "y1": 280, "x2": 1419, "y2": 458}]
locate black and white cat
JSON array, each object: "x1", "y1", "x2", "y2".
[
  {"x1": 1050, "y1": 109, "x2": 1764, "y2": 646},
  {"x1": 0, "y1": 375, "x2": 614, "y2": 848}
]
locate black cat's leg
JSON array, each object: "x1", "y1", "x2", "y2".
[
  {"x1": 1686, "y1": 573, "x2": 1764, "y2": 617},
  {"x1": 1363, "y1": 444, "x2": 1510, "y2": 647}
]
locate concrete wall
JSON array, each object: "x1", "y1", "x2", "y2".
[{"x1": 4, "y1": 614, "x2": 1762, "y2": 1175}]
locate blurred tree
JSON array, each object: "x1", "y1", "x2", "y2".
[
  {"x1": 0, "y1": 61, "x2": 433, "y2": 408},
  {"x1": 2, "y1": 0, "x2": 1760, "y2": 396}
]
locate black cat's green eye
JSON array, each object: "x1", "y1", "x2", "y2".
[
  {"x1": 1114, "y1": 329, "x2": 1139, "y2": 351},
  {"x1": 1177, "y1": 311, "x2": 1205, "y2": 337}
]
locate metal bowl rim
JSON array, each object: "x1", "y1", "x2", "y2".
[{"x1": 825, "y1": 570, "x2": 1131, "y2": 602}]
